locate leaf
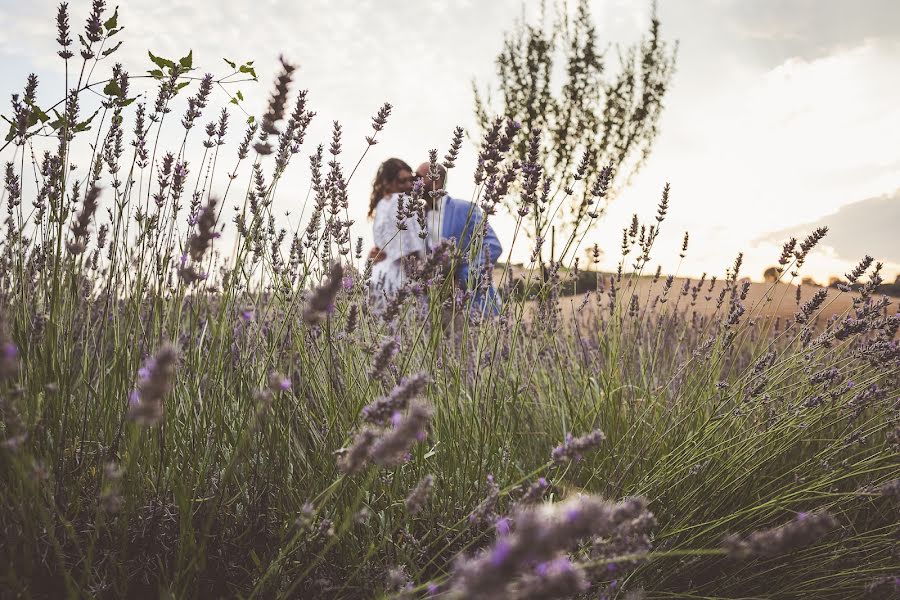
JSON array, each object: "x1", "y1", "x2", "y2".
[
  {"x1": 47, "y1": 108, "x2": 66, "y2": 131},
  {"x1": 238, "y1": 65, "x2": 257, "y2": 78},
  {"x1": 78, "y1": 34, "x2": 90, "y2": 48},
  {"x1": 175, "y1": 81, "x2": 190, "y2": 91},
  {"x1": 102, "y1": 80, "x2": 123, "y2": 98},
  {"x1": 179, "y1": 50, "x2": 193, "y2": 69},
  {"x1": 5, "y1": 124, "x2": 16, "y2": 143},
  {"x1": 73, "y1": 108, "x2": 101, "y2": 134},
  {"x1": 246, "y1": 115, "x2": 255, "y2": 124},
  {"x1": 148, "y1": 50, "x2": 175, "y2": 70},
  {"x1": 148, "y1": 69, "x2": 164, "y2": 79},
  {"x1": 246, "y1": 60, "x2": 254, "y2": 66},
  {"x1": 236, "y1": 90, "x2": 244, "y2": 101},
  {"x1": 229, "y1": 98, "x2": 239, "y2": 106},
  {"x1": 104, "y1": 6, "x2": 118, "y2": 31},
  {"x1": 120, "y1": 97, "x2": 136, "y2": 107},
  {"x1": 27, "y1": 105, "x2": 50, "y2": 127},
  {"x1": 101, "y1": 41, "x2": 123, "y2": 57},
  {"x1": 223, "y1": 58, "x2": 236, "y2": 69}
]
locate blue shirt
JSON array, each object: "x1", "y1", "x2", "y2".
[{"x1": 438, "y1": 195, "x2": 503, "y2": 316}]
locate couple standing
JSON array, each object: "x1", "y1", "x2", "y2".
[{"x1": 367, "y1": 158, "x2": 503, "y2": 317}]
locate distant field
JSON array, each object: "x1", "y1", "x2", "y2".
[{"x1": 496, "y1": 266, "x2": 897, "y2": 324}]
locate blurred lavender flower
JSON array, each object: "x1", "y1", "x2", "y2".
[
  {"x1": 362, "y1": 372, "x2": 428, "y2": 425},
  {"x1": 370, "y1": 402, "x2": 432, "y2": 467},
  {"x1": 100, "y1": 461, "x2": 123, "y2": 513},
  {"x1": 178, "y1": 197, "x2": 219, "y2": 284},
  {"x1": 369, "y1": 338, "x2": 399, "y2": 379},
  {"x1": 519, "y1": 477, "x2": 549, "y2": 505},
  {"x1": 508, "y1": 555, "x2": 589, "y2": 599},
  {"x1": 723, "y1": 511, "x2": 837, "y2": 559},
  {"x1": 406, "y1": 474, "x2": 434, "y2": 515},
  {"x1": 551, "y1": 428, "x2": 605, "y2": 464},
  {"x1": 302, "y1": 261, "x2": 343, "y2": 324},
  {"x1": 337, "y1": 428, "x2": 379, "y2": 475},
  {"x1": 126, "y1": 344, "x2": 178, "y2": 426},
  {"x1": 469, "y1": 474, "x2": 500, "y2": 526},
  {"x1": 0, "y1": 314, "x2": 19, "y2": 380},
  {"x1": 255, "y1": 55, "x2": 296, "y2": 154},
  {"x1": 449, "y1": 494, "x2": 650, "y2": 599}
]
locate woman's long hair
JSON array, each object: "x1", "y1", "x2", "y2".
[{"x1": 369, "y1": 158, "x2": 412, "y2": 218}]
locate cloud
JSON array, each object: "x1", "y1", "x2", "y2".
[
  {"x1": 757, "y1": 189, "x2": 900, "y2": 265},
  {"x1": 712, "y1": 0, "x2": 900, "y2": 64}
]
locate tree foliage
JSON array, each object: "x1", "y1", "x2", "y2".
[{"x1": 474, "y1": 0, "x2": 677, "y2": 256}]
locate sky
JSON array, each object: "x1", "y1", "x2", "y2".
[{"x1": 1, "y1": 0, "x2": 898, "y2": 284}]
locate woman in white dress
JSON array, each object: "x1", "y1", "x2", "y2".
[{"x1": 367, "y1": 158, "x2": 424, "y2": 312}]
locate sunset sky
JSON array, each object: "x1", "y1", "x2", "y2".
[{"x1": 1, "y1": 0, "x2": 898, "y2": 283}]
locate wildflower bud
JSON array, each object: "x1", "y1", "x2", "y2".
[{"x1": 371, "y1": 102, "x2": 392, "y2": 132}]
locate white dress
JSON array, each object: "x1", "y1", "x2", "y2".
[{"x1": 369, "y1": 193, "x2": 426, "y2": 311}]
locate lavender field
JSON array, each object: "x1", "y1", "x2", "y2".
[{"x1": 0, "y1": 3, "x2": 898, "y2": 599}]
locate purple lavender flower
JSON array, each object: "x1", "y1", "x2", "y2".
[
  {"x1": 67, "y1": 185, "x2": 101, "y2": 255},
  {"x1": 519, "y1": 477, "x2": 550, "y2": 505},
  {"x1": 509, "y1": 555, "x2": 589, "y2": 599},
  {"x1": 469, "y1": 474, "x2": 502, "y2": 527},
  {"x1": 449, "y1": 494, "x2": 650, "y2": 598},
  {"x1": 369, "y1": 338, "x2": 400, "y2": 379},
  {"x1": 405, "y1": 474, "x2": 434, "y2": 515},
  {"x1": 126, "y1": 344, "x2": 178, "y2": 426},
  {"x1": 302, "y1": 261, "x2": 343, "y2": 325},
  {"x1": 551, "y1": 429, "x2": 606, "y2": 464},
  {"x1": 337, "y1": 428, "x2": 379, "y2": 474},
  {"x1": 370, "y1": 402, "x2": 432, "y2": 467},
  {"x1": 0, "y1": 341, "x2": 19, "y2": 380},
  {"x1": 362, "y1": 373, "x2": 428, "y2": 425},
  {"x1": 723, "y1": 511, "x2": 837, "y2": 559}
]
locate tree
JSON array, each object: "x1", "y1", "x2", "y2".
[
  {"x1": 474, "y1": 0, "x2": 677, "y2": 261},
  {"x1": 801, "y1": 276, "x2": 820, "y2": 287}
]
